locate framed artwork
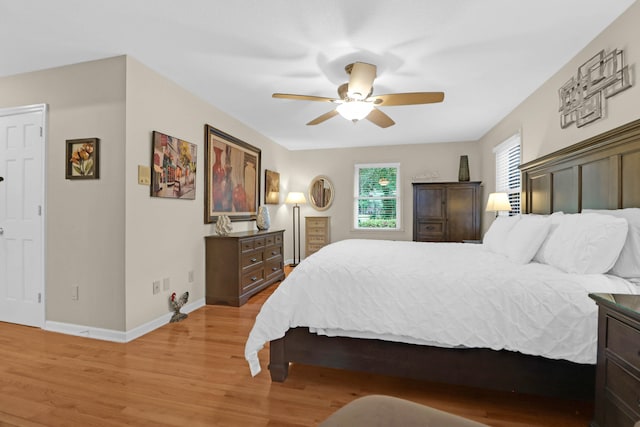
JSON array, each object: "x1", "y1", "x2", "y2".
[
  {"x1": 265, "y1": 169, "x2": 280, "y2": 204},
  {"x1": 205, "y1": 124, "x2": 261, "y2": 223},
  {"x1": 151, "y1": 131, "x2": 197, "y2": 200},
  {"x1": 66, "y1": 138, "x2": 99, "y2": 179}
]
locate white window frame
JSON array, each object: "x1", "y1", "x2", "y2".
[
  {"x1": 353, "y1": 162, "x2": 401, "y2": 231},
  {"x1": 493, "y1": 133, "x2": 521, "y2": 216}
]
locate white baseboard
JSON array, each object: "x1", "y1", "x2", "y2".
[{"x1": 44, "y1": 297, "x2": 206, "y2": 343}]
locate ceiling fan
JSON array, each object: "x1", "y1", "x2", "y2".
[{"x1": 272, "y1": 62, "x2": 444, "y2": 128}]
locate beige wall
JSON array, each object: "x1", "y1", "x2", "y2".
[
  {"x1": 0, "y1": 56, "x2": 292, "y2": 333},
  {"x1": 479, "y1": 1, "x2": 640, "y2": 232},
  {"x1": 289, "y1": 140, "x2": 481, "y2": 253},
  {"x1": 123, "y1": 57, "x2": 290, "y2": 330},
  {"x1": 0, "y1": 57, "x2": 127, "y2": 330}
]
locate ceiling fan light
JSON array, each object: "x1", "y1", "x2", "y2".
[{"x1": 336, "y1": 101, "x2": 374, "y2": 121}]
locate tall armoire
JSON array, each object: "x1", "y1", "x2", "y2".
[{"x1": 412, "y1": 182, "x2": 481, "y2": 242}]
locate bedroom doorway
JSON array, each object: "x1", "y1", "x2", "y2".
[{"x1": 0, "y1": 104, "x2": 46, "y2": 328}]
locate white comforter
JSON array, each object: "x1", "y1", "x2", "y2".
[{"x1": 245, "y1": 239, "x2": 638, "y2": 376}]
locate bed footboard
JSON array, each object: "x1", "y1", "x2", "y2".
[{"x1": 269, "y1": 328, "x2": 596, "y2": 400}]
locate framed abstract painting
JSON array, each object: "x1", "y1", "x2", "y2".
[
  {"x1": 204, "y1": 124, "x2": 261, "y2": 223},
  {"x1": 151, "y1": 131, "x2": 197, "y2": 199}
]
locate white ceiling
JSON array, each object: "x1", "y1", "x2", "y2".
[{"x1": 0, "y1": 0, "x2": 635, "y2": 150}]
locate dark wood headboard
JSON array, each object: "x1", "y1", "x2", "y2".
[{"x1": 520, "y1": 118, "x2": 640, "y2": 214}]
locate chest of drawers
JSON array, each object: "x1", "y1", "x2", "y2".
[
  {"x1": 305, "y1": 216, "x2": 330, "y2": 257},
  {"x1": 590, "y1": 293, "x2": 640, "y2": 427},
  {"x1": 205, "y1": 229, "x2": 284, "y2": 306}
]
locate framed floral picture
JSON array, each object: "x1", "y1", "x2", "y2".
[
  {"x1": 66, "y1": 138, "x2": 99, "y2": 179},
  {"x1": 204, "y1": 124, "x2": 261, "y2": 223},
  {"x1": 151, "y1": 131, "x2": 197, "y2": 199}
]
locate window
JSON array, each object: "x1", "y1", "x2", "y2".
[
  {"x1": 354, "y1": 163, "x2": 401, "y2": 230},
  {"x1": 494, "y1": 133, "x2": 521, "y2": 215}
]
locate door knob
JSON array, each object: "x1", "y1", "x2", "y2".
[
  {"x1": 0, "y1": 227, "x2": 4, "y2": 235},
  {"x1": 0, "y1": 176, "x2": 4, "y2": 182}
]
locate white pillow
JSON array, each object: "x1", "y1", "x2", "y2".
[
  {"x1": 583, "y1": 208, "x2": 640, "y2": 278},
  {"x1": 533, "y1": 212, "x2": 565, "y2": 264},
  {"x1": 505, "y1": 215, "x2": 552, "y2": 264},
  {"x1": 483, "y1": 215, "x2": 520, "y2": 256},
  {"x1": 534, "y1": 213, "x2": 628, "y2": 274}
]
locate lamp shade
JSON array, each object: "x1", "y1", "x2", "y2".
[
  {"x1": 285, "y1": 192, "x2": 307, "y2": 205},
  {"x1": 485, "y1": 192, "x2": 512, "y2": 212}
]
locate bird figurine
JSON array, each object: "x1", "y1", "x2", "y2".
[{"x1": 170, "y1": 291, "x2": 189, "y2": 323}]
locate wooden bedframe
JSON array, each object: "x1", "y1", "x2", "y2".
[{"x1": 268, "y1": 118, "x2": 640, "y2": 399}]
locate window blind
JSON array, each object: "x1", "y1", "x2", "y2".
[{"x1": 494, "y1": 134, "x2": 521, "y2": 214}]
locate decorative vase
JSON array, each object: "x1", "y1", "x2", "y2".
[
  {"x1": 233, "y1": 184, "x2": 247, "y2": 212},
  {"x1": 256, "y1": 206, "x2": 271, "y2": 230},
  {"x1": 458, "y1": 155, "x2": 470, "y2": 182},
  {"x1": 212, "y1": 147, "x2": 226, "y2": 210},
  {"x1": 215, "y1": 215, "x2": 232, "y2": 236}
]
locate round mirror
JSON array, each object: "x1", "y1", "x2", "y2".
[{"x1": 308, "y1": 175, "x2": 334, "y2": 211}]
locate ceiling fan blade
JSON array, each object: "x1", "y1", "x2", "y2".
[
  {"x1": 347, "y1": 62, "x2": 376, "y2": 100},
  {"x1": 306, "y1": 109, "x2": 339, "y2": 125},
  {"x1": 365, "y1": 108, "x2": 395, "y2": 128},
  {"x1": 370, "y1": 92, "x2": 445, "y2": 106},
  {"x1": 273, "y1": 93, "x2": 338, "y2": 103}
]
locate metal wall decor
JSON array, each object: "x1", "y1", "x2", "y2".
[{"x1": 559, "y1": 48, "x2": 631, "y2": 129}]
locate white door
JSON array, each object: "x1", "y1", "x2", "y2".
[{"x1": 0, "y1": 105, "x2": 46, "y2": 327}]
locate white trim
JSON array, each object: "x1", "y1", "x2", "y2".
[
  {"x1": 0, "y1": 103, "x2": 47, "y2": 328},
  {"x1": 44, "y1": 297, "x2": 206, "y2": 343},
  {"x1": 492, "y1": 131, "x2": 521, "y2": 153}
]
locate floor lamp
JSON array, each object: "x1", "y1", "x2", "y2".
[{"x1": 285, "y1": 191, "x2": 306, "y2": 267}]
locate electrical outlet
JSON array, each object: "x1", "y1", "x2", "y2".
[
  {"x1": 188, "y1": 270, "x2": 194, "y2": 283},
  {"x1": 153, "y1": 280, "x2": 161, "y2": 295},
  {"x1": 163, "y1": 277, "x2": 170, "y2": 291},
  {"x1": 71, "y1": 285, "x2": 79, "y2": 300}
]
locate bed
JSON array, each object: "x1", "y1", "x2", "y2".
[{"x1": 245, "y1": 117, "x2": 640, "y2": 399}]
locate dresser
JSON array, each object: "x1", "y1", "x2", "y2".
[
  {"x1": 205, "y1": 229, "x2": 284, "y2": 306},
  {"x1": 305, "y1": 216, "x2": 330, "y2": 257},
  {"x1": 589, "y1": 293, "x2": 640, "y2": 427},
  {"x1": 412, "y1": 182, "x2": 481, "y2": 242}
]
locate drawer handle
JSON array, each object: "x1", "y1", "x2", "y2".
[
  {"x1": 426, "y1": 226, "x2": 435, "y2": 230},
  {"x1": 272, "y1": 267, "x2": 278, "y2": 271},
  {"x1": 251, "y1": 276, "x2": 258, "y2": 282},
  {"x1": 250, "y1": 258, "x2": 258, "y2": 262},
  {"x1": 271, "y1": 251, "x2": 278, "y2": 255}
]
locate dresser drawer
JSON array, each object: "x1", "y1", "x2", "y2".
[
  {"x1": 307, "y1": 235, "x2": 328, "y2": 244},
  {"x1": 606, "y1": 359, "x2": 640, "y2": 420},
  {"x1": 241, "y1": 250, "x2": 263, "y2": 270},
  {"x1": 607, "y1": 316, "x2": 640, "y2": 372},
  {"x1": 603, "y1": 395, "x2": 637, "y2": 427},
  {"x1": 240, "y1": 237, "x2": 266, "y2": 252},
  {"x1": 417, "y1": 221, "x2": 444, "y2": 235},
  {"x1": 307, "y1": 218, "x2": 328, "y2": 228},
  {"x1": 265, "y1": 258, "x2": 283, "y2": 280},
  {"x1": 265, "y1": 245, "x2": 282, "y2": 259},
  {"x1": 306, "y1": 227, "x2": 327, "y2": 237},
  {"x1": 307, "y1": 243, "x2": 324, "y2": 252},
  {"x1": 241, "y1": 269, "x2": 265, "y2": 293}
]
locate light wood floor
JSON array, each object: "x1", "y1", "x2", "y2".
[{"x1": 0, "y1": 280, "x2": 592, "y2": 426}]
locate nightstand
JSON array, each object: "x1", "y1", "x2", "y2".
[{"x1": 589, "y1": 293, "x2": 640, "y2": 427}]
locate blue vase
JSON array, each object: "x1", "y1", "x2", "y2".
[{"x1": 256, "y1": 206, "x2": 270, "y2": 230}]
